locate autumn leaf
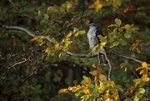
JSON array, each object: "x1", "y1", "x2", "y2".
[
  {"x1": 89, "y1": 70, "x2": 98, "y2": 76},
  {"x1": 58, "y1": 88, "x2": 69, "y2": 93},
  {"x1": 99, "y1": 74, "x2": 107, "y2": 81},
  {"x1": 88, "y1": 0, "x2": 103, "y2": 11},
  {"x1": 83, "y1": 76, "x2": 92, "y2": 84}
]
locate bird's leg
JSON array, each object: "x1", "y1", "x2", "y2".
[{"x1": 97, "y1": 53, "x2": 101, "y2": 65}]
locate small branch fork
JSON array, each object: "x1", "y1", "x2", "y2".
[{"x1": 1, "y1": 24, "x2": 150, "y2": 80}]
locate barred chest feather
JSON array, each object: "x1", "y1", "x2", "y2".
[{"x1": 87, "y1": 27, "x2": 99, "y2": 49}]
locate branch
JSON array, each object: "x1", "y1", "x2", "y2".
[
  {"x1": 11, "y1": 58, "x2": 28, "y2": 67},
  {"x1": 101, "y1": 50, "x2": 112, "y2": 80},
  {"x1": 66, "y1": 51, "x2": 97, "y2": 58},
  {"x1": 0, "y1": 24, "x2": 54, "y2": 43},
  {"x1": 109, "y1": 52, "x2": 150, "y2": 66}
]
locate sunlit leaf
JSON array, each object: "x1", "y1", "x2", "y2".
[
  {"x1": 115, "y1": 18, "x2": 122, "y2": 26},
  {"x1": 98, "y1": 82, "x2": 105, "y2": 93},
  {"x1": 89, "y1": 70, "x2": 98, "y2": 76},
  {"x1": 83, "y1": 76, "x2": 91, "y2": 84},
  {"x1": 99, "y1": 74, "x2": 107, "y2": 81},
  {"x1": 139, "y1": 88, "x2": 145, "y2": 94},
  {"x1": 58, "y1": 88, "x2": 69, "y2": 93},
  {"x1": 124, "y1": 24, "x2": 131, "y2": 29},
  {"x1": 110, "y1": 41, "x2": 119, "y2": 48},
  {"x1": 124, "y1": 32, "x2": 131, "y2": 39}
]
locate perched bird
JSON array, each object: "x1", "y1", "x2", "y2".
[
  {"x1": 87, "y1": 23, "x2": 103, "y2": 49},
  {"x1": 87, "y1": 22, "x2": 112, "y2": 80},
  {"x1": 87, "y1": 22, "x2": 106, "y2": 64}
]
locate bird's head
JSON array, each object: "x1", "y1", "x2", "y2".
[{"x1": 89, "y1": 23, "x2": 96, "y2": 27}]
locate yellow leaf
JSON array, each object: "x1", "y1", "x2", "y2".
[
  {"x1": 139, "y1": 88, "x2": 145, "y2": 94},
  {"x1": 59, "y1": 53, "x2": 62, "y2": 57},
  {"x1": 142, "y1": 62, "x2": 148, "y2": 67},
  {"x1": 67, "y1": 32, "x2": 73, "y2": 38},
  {"x1": 79, "y1": 30, "x2": 86, "y2": 35},
  {"x1": 99, "y1": 74, "x2": 107, "y2": 81},
  {"x1": 83, "y1": 76, "x2": 91, "y2": 84},
  {"x1": 133, "y1": 79, "x2": 141, "y2": 86},
  {"x1": 58, "y1": 88, "x2": 69, "y2": 93},
  {"x1": 124, "y1": 24, "x2": 131, "y2": 29},
  {"x1": 89, "y1": 70, "x2": 98, "y2": 76},
  {"x1": 88, "y1": 0, "x2": 103, "y2": 11},
  {"x1": 73, "y1": 27, "x2": 78, "y2": 32},
  {"x1": 95, "y1": 0, "x2": 103, "y2": 11},
  {"x1": 45, "y1": 48, "x2": 51, "y2": 56},
  {"x1": 68, "y1": 85, "x2": 81, "y2": 92},
  {"x1": 31, "y1": 37, "x2": 39, "y2": 42},
  {"x1": 133, "y1": 95, "x2": 139, "y2": 101},
  {"x1": 142, "y1": 76, "x2": 150, "y2": 82},
  {"x1": 98, "y1": 82, "x2": 105, "y2": 93},
  {"x1": 39, "y1": 41, "x2": 45, "y2": 46},
  {"x1": 83, "y1": 88, "x2": 90, "y2": 94},
  {"x1": 75, "y1": 32, "x2": 79, "y2": 37}
]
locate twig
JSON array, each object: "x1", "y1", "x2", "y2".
[
  {"x1": 66, "y1": 51, "x2": 97, "y2": 58},
  {"x1": 100, "y1": 49, "x2": 112, "y2": 80},
  {"x1": 11, "y1": 58, "x2": 28, "y2": 67},
  {"x1": 108, "y1": 52, "x2": 150, "y2": 66},
  {"x1": 0, "y1": 24, "x2": 55, "y2": 43}
]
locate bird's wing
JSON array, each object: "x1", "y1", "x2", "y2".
[{"x1": 95, "y1": 27, "x2": 103, "y2": 37}]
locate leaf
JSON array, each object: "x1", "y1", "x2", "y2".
[
  {"x1": 142, "y1": 62, "x2": 148, "y2": 67},
  {"x1": 99, "y1": 74, "x2": 107, "y2": 81},
  {"x1": 98, "y1": 82, "x2": 105, "y2": 93},
  {"x1": 110, "y1": 41, "x2": 119, "y2": 48},
  {"x1": 133, "y1": 96, "x2": 139, "y2": 101},
  {"x1": 79, "y1": 30, "x2": 86, "y2": 35},
  {"x1": 45, "y1": 48, "x2": 51, "y2": 56},
  {"x1": 142, "y1": 76, "x2": 150, "y2": 82},
  {"x1": 119, "y1": 39, "x2": 127, "y2": 46},
  {"x1": 115, "y1": 18, "x2": 122, "y2": 26},
  {"x1": 83, "y1": 76, "x2": 91, "y2": 84},
  {"x1": 124, "y1": 24, "x2": 131, "y2": 29},
  {"x1": 125, "y1": 98, "x2": 132, "y2": 101},
  {"x1": 31, "y1": 37, "x2": 39, "y2": 42},
  {"x1": 124, "y1": 32, "x2": 131, "y2": 39},
  {"x1": 108, "y1": 24, "x2": 117, "y2": 28},
  {"x1": 58, "y1": 88, "x2": 69, "y2": 93},
  {"x1": 89, "y1": 70, "x2": 98, "y2": 76},
  {"x1": 139, "y1": 88, "x2": 145, "y2": 94}
]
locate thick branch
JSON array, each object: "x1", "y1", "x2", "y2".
[{"x1": 0, "y1": 24, "x2": 54, "y2": 43}]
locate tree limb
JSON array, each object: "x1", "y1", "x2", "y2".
[
  {"x1": 109, "y1": 52, "x2": 150, "y2": 66},
  {"x1": 0, "y1": 24, "x2": 54, "y2": 43}
]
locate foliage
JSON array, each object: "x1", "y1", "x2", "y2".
[{"x1": 59, "y1": 62, "x2": 150, "y2": 101}]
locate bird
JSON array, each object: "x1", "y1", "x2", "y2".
[
  {"x1": 87, "y1": 23, "x2": 103, "y2": 49},
  {"x1": 87, "y1": 22, "x2": 106, "y2": 64},
  {"x1": 87, "y1": 22, "x2": 112, "y2": 80}
]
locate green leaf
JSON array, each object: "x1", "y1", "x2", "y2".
[
  {"x1": 119, "y1": 39, "x2": 127, "y2": 46},
  {"x1": 115, "y1": 18, "x2": 122, "y2": 26},
  {"x1": 110, "y1": 41, "x2": 119, "y2": 48},
  {"x1": 124, "y1": 32, "x2": 131, "y2": 39},
  {"x1": 124, "y1": 24, "x2": 131, "y2": 29},
  {"x1": 108, "y1": 24, "x2": 117, "y2": 27},
  {"x1": 79, "y1": 30, "x2": 86, "y2": 35},
  {"x1": 125, "y1": 98, "x2": 132, "y2": 101},
  {"x1": 139, "y1": 88, "x2": 145, "y2": 94}
]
